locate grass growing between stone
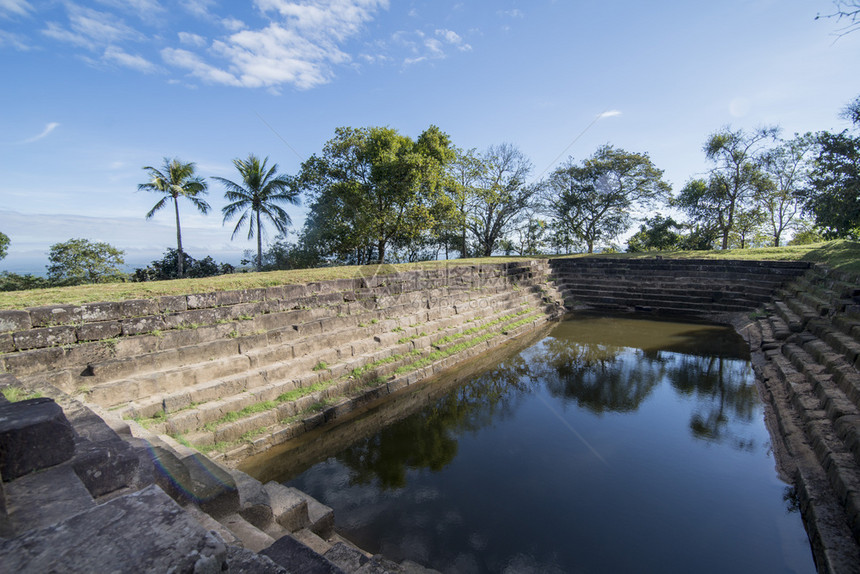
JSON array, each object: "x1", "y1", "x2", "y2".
[
  {"x1": 1, "y1": 387, "x2": 42, "y2": 402},
  {"x1": 2, "y1": 240, "x2": 857, "y2": 310}
]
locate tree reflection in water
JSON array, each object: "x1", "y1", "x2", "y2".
[{"x1": 336, "y1": 315, "x2": 759, "y2": 488}]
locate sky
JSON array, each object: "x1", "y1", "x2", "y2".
[{"x1": 1, "y1": 0, "x2": 858, "y2": 274}]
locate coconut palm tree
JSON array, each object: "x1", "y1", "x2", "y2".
[
  {"x1": 139, "y1": 158, "x2": 210, "y2": 278},
  {"x1": 214, "y1": 154, "x2": 300, "y2": 271}
]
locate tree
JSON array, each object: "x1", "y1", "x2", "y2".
[
  {"x1": 139, "y1": 158, "x2": 210, "y2": 278},
  {"x1": 214, "y1": 154, "x2": 299, "y2": 272},
  {"x1": 759, "y1": 133, "x2": 815, "y2": 246},
  {"x1": 47, "y1": 238, "x2": 125, "y2": 286},
  {"x1": 0, "y1": 231, "x2": 8, "y2": 261},
  {"x1": 443, "y1": 147, "x2": 484, "y2": 258},
  {"x1": 801, "y1": 96, "x2": 860, "y2": 239},
  {"x1": 818, "y1": 1, "x2": 860, "y2": 35},
  {"x1": 676, "y1": 126, "x2": 778, "y2": 249},
  {"x1": 467, "y1": 143, "x2": 534, "y2": 257},
  {"x1": 546, "y1": 145, "x2": 671, "y2": 253},
  {"x1": 626, "y1": 215, "x2": 683, "y2": 252},
  {"x1": 131, "y1": 249, "x2": 233, "y2": 281},
  {"x1": 295, "y1": 125, "x2": 453, "y2": 264}
]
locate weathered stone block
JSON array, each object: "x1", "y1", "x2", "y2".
[
  {"x1": 76, "y1": 320, "x2": 122, "y2": 342},
  {"x1": 0, "y1": 484, "x2": 227, "y2": 573},
  {"x1": 0, "y1": 333, "x2": 13, "y2": 353},
  {"x1": 158, "y1": 295, "x2": 187, "y2": 313},
  {"x1": 4, "y1": 464, "x2": 95, "y2": 532},
  {"x1": 78, "y1": 301, "x2": 121, "y2": 322},
  {"x1": 187, "y1": 292, "x2": 219, "y2": 309},
  {"x1": 181, "y1": 452, "x2": 240, "y2": 515},
  {"x1": 263, "y1": 481, "x2": 310, "y2": 532},
  {"x1": 0, "y1": 398, "x2": 75, "y2": 480},
  {"x1": 71, "y1": 436, "x2": 139, "y2": 497},
  {"x1": 162, "y1": 308, "x2": 218, "y2": 328},
  {"x1": 0, "y1": 311, "x2": 31, "y2": 333},
  {"x1": 121, "y1": 315, "x2": 165, "y2": 336},
  {"x1": 215, "y1": 290, "x2": 242, "y2": 306},
  {"x1": 28, "y1": 305, "x2": 81, "y2": 327},
  {"x1": 13, "y1": 325, "x2": 76, "y2": 350}
]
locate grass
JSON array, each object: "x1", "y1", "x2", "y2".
[
  {"x1": 1, "y1": 386, "x2": 42, "y2": 402},
  {"x1": 3, "y1": 240, "x2": 856, "y2": 310}
]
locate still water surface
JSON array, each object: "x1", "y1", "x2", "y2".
[{"x1": 253, "y1": 315, "x2": 816, "y2": 573}]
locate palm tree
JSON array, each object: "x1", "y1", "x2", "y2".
[
  {"x1": 214, "y1": 154, "x2": 300, "y2": 271},
  {"x1": 139, "y1": 158, "x2": 210, "y2": 278}
]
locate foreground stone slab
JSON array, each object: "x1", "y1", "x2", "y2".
[
  {"x1": 0, "y1": 484, "x2": 227, "y2": 573},
  {"x1": 5, "y1": 464, "x2": 94, "y2": 533},
  {"x1": 0, "y1": 398, "x2": 75, "y2": 480},
  {"x1": 261, "y1": 534, "x2": 347, "y2": 574}
]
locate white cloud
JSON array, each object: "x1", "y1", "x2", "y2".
[
  {"x1": 163, "y1": 0, "x2": 389, "y2": 90},
  {"x1": 0, "y1": 0, "x2": 33, "y2": 18},
  {"x1": 22, "y1": 122, "x2": 59, "y2": 144},
  {"x1": 178, "y1": 31, "x2": 207, "y2": 47},
  {"x1": 500, "y1": 9, "x2": 524, "y2": 18},
  {"x1": 161, "y1": 47, "x2": 242, "y2": 86},
  {"x1": 0, "y1": 29, "x2": 31, "y2": 50},
  {"x1": 104, "y1": 45, "x2": 158, "y2": 73},
  {"x1": 42, "y1": 5, "x2": 144, "y2": 51},
  {"x1": 599, "y1": 110, "x2": 622, "y2": 118},
  {"x1": 435, "y1": 28, "x2": 471, "y2": 52},
  {"x1": 221, "y1": 17, "x2": 245, "y2": 31}
]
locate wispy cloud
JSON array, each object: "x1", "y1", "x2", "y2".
[
  {"x1": 398, "y1": 27, "x2": 471, "y2": 66},
  {"x1": 599, "y1": 110, "x2": 622, "y2": 118},
  {"x1": 0, "y1": 0, "x2": 33, "y2": 18},
  {"x1": 22, "y1": 122, "x2": 59, "y2": 144},
  {"x1": 0, "y1": 29, "x2": 31, "y2": 50},
  {"x1": 42, "y1": 4, "x2": 144, "y2": 51},
  {"x1": 103, "y1": 45, "x2": 158, "y2": 73}
]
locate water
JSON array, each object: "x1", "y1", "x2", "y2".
[{"x1": 245, "y1": 315, "x2": 816, "y2": 574}]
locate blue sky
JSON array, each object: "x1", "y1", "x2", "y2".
[{"x1": 1, "y1": 0, "x2": 858, "y2": 273}]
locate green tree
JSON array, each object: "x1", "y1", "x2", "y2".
[
  {"x1": 546, "y1": 145, "x2": 671, "y2": 253},
  {"x1": 214, "y1": 154, "x2": 299, "y2": 272},
  {"x1": 626, "y1": 215, "x2": 683, "y2": 252},
  {"x1": 0, "y1": 231, "x2": 9, "y2": 261},
  {"x1": 295, "y1": 125, "x2": 453, "y2": 264},
  {"x1": 467, "y1": 143, "x2": 534, "y2": 257},
  {"x1": 676, "y1": 126, "x2": 778, "y2": 249},
  {"x1": 139, "y1": 158, "x2": 210, "y2": 278},
  {"x1": 47, "y1": 238, "x2": 125, "y2": 286},
  {"x1": 443, "y1": 147, "x2": 483, "y2": 258},
  {"x1": 759, "y1": 133, "x2": 815, "y2": 246},
  {"x1": 801, "y1": 99, "x2": 860, "y2": 239}
]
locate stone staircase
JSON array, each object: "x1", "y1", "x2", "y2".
[
  {"x1": 0, "y1": 376, "x2": 441, "y2": 573},
  {"x1": 549, "y1": 257, "x2": 811, "y2": 316},
  {"x1": 744, "y1": 265, "x2": 860, "y2": 573},
  {"x1": 1, "y1": 261, "x2": 564, "y2": 467}
]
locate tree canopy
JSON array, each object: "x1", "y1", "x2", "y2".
[
  {"x1": 0, "y1": 231, "x2": 8, "y2": 261},
  {"x1": 215, "y1": 154, "x2": 299, "y2": 271},
  {"x1": 47, "y1": 238, "x2": 125, "y2": 286},
  {"x1": 546, "y1": 145, "x2": 671, "y2": 253},
  {"x1": 294, "y1": 125, "x2": 454, "y2": 264}
]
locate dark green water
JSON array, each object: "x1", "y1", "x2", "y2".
[{"x1": 258, "y1": 315, "x2": 816, "y2": 573}]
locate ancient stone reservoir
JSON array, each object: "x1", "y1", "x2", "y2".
[{"x1": 1, "y1": 258, "x2": 859, "y2": 572}]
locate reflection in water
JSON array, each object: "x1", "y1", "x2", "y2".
[{"x1": 259, "y1": 315, "x2": 815, "y2": 574}]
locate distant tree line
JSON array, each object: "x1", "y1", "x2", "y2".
[{"x1": 1, "y1": 94, "x2": 858, "y2": 289}]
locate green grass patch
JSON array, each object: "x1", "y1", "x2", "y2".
[{"x1": 1, "y1": 387, "x2": 42, "y2": 402}]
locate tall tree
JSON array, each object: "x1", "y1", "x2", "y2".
[
  {"x1": 139, "y1": 158, "x2": 209, "y2": 278},
  {"x1": 467, "y1": 143, "x2": 533, "y2": 257},
  {"x1": 759, "y1": 133, "x2": 815, "y2": 246},
  {"x1": 295, "y1": 125, "x2": 453, "y2": 264},
  {"x1": 676, "y1": 126, "x2": 778, "y2": 249},
  {"x1": 47, "y1": 238, "x2": 125, "y2": 286},
  {"x1": 0, "y1": 231, "x2": 8, "y2": 261},
  {"x1": 214, "y1": 154, "x2": 299, "y2": 272},
  {"x1": 546, "y1": 145, "x2": 671, "y2": 253},
  {"x1": 802, "y1": 130, "x2": 860, "y2": 238},
  {"x1": 444, "y1": 147, "x2": 483, "y2": 258}
]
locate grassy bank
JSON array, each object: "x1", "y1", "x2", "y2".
[{"x1": 0, "y1": 240, "x2": 857, "y2": 310}]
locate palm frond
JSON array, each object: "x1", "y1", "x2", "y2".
[{"x1": 146, "y1": 196, "x2": 168, "y2": 219}]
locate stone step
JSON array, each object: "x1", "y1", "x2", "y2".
[
  {"x1": 217, "y1": 512, "x2": 276, "y2": 552},
  {"x1": 149, "y1": 295, "x2": 543, "y2": 434},
  {"x1": 0, "y1": 484, "x2": 229, "y2": 574},
  {"x1": 87, "y1": 353, "x2": 253, "y2": 407},
  {"x1": 213, "y1": 311, "x2": 553, "y2": 463},
  {"x1": 773, "y1": 300, "x2": 805, "y2": 332},
  {"x1": 181, "y1": 303, "x2": 545, "y2": 445},
  {"x1": 4, "y1": 464, "x2": 95, "y2": 534}
]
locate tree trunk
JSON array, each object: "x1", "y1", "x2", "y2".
[
  {"x1": 587, "y1": 240, "x2": 594, "y2": 254},
  {"x1": 174, "y1": 196, "x2": 184, "y2": 278},
  {"x1": 377, "y1": 239, "x2": 386, "y2": 264},
  {"x1": 256, "y1": 210, "x2": 263, "y2": 272}
]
